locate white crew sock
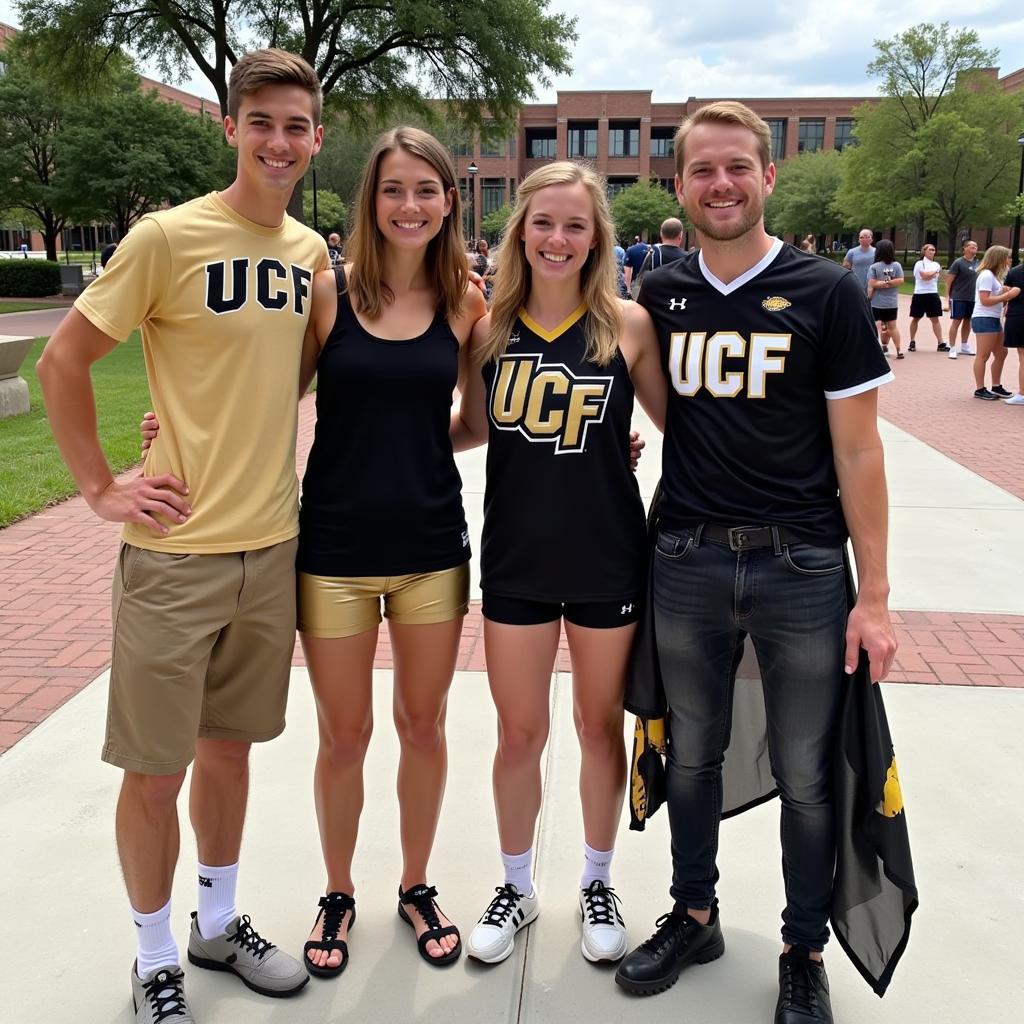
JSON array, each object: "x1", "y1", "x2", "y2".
[
  {"x1": 500, "y1": 848, "x2": 534, "y2": 898},
  {"x1": 197, "y1": 861, "x2": 239, "y2": 940},
  {"x1": 581, "y1": 843, "x2": 614, "y2": 888},
  {"x1": 133, "y1": 899, "x2": 179, "y2": 978}
]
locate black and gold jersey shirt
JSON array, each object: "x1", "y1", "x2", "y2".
[{"x1": 639, "y1": 240, "x2": 893, "y2": 545}]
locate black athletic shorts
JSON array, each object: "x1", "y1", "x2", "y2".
[
  {"x1": 1004, "y1": 318, "x2": 1024, "y2": 348},
  {"x1": 909, "y1": 293, "x2": 942, "y2": 319},
  {"x1": 482, "y1": 592, "x2": 642, "y2": 628},
  {"x1": 871, "y1": 306, "x2": 899, "y2": 323}
]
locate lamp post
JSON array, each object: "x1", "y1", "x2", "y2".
[
  {"x1": 467, "y1": 161, "x2": 478, "y2": 242},
  {"x1": 1011, "y1": 132, "x2": 1024, "y2": 268}
]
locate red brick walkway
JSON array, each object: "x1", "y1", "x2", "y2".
[{"x1": 4, "y1": 293, "x2": 1024, "y2": 755}]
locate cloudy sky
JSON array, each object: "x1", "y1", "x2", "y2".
[{"x1": 1, "y1": 0, "x2": 1021, "y2": 103}]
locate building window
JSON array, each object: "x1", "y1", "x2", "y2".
[
  {"x1": 650, "y1": 128, "x2": 675, "y2": 158},
  {"x1": 766, "y1": 119, "x2": 786, "y2": 162},
  {"x1": 834, "y1": 119, "x2": 855, "y2": 151},
  {"x1": 451, "y1": 137, "x2": 472, "y2": 158},
  {"x1": 507, "y1": 136, "x2": 516, "y2": 159},
  {"x1": 606, "y1": 177, "x2": 636, "y2": 198},
  {"x1": 525, "y1": 127, "x2": 557, "y2": 159},
  {"x1": 482, "y1": 178, "x2": 505, "y2": 216},
  {"x1": 568, "y1": 122, "x2": 598, "y2": 159},
  {"x1": 798, "y1": 119, "x2": 825, "y2": 153},
  {"x1": 659, "y1": 178, "x2": 677, "y2": 197},
  {"x1": 609, "y1": 122, "x2": 640, "y2": 158},
  {"x1": 480, "y1": 128, "x2": 503, "y2": 158}
]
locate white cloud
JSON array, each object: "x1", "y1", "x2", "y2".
[
  {"x1": 2, "y1": 0, "x2": 1021, "y2": 105},
  {"x1": 536, "y1": 1, "x2": 1024, "y2": 100}
]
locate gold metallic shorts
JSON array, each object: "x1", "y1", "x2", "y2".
[{"x1": 297, "y1": 563, "x2": 470, "y2": 639}]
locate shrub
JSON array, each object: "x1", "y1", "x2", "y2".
[{"x1": 0, "y1": 260, "x2": 62, "y2": 297}]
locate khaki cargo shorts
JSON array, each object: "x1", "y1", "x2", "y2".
[{"x1": 103, "y1": 538, "x2": 298, "y2": 775}]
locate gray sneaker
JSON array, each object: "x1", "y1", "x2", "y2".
[
  {"x1": 187, "y1": 912, "x2": 308, "y2": 998},
  {"x1": 131, "y1": 962, "x2": 195, "y2": 1023}
]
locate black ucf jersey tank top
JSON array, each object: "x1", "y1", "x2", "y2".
[{"x1": 480, "y1": 306, "x2": 645, "y2": 601}]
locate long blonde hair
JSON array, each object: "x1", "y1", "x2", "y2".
[
  {"x1": 978, "y1": 245, "x2": 1011, "y2": 280},
  {"x1": 346, "y1": 126, "x2": 467, "y2": 320},
  {"x1": 481, "y1": 161, "x2": 622, "y2": 367}
]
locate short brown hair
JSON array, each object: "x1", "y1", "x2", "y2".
[
  {"x1": 674, "y1": 101, "x2": 772, "y2": 176},
  {"x1": 228, "y1": 48, "x2": 322, "y2": 125}
]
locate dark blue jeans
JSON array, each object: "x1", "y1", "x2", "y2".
[{"x1": 653, "y1": 525, "x2": 847, "y2": 951}]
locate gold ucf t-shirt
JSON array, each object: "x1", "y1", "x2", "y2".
[{"x1": 75, "y1": 192, "x2": 329, "y2": 553}]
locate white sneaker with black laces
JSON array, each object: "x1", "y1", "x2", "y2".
[
  {"x1": 466, "y1": 884, "x2": 539, "y2": 964},
  {"x1": 579, "y1": 880, "x2": 628, "y2": 963}
]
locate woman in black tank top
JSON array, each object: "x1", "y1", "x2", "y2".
[
  {"x1": 448, "y1": 163, "x2": 668, "y2": 964},
  {"x1": 296, "y1": 129, "x2": 486, "y2": 972}
]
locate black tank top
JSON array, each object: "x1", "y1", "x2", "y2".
[
  {"x1": 297, "y1": 276, "x2": 469, "y2": 576},
  {"x1": 480, "y1": 307, "x2": 646, "y2": 601}
]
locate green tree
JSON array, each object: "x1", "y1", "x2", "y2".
[
  {"x1": 836, "y1": 84, "x2": 1024, "y2": 256},
  {"x1": 765, "y1": 150, "x2": 848, "y2": 239},
  {"x1": 303, "y1": 188, "x2": 347, "y2": 234},
  {"x1": 838, "y1": 22, "x2": 1000, "y2": 251},
  {"x1": 59, "y1": 84, "x2": 233, "y2": 238},
  {"x1": 19, "y1": 0, "x2": 575, "y2": 130},
  {"x1": 480, "y1": 202, "x2": 513, "y2": 242},
  {"x1": 0, "y1": 39, "x2": 70, "y2": 260},
  {"x1": 610, "y1": 180, "x2": 683, "y2": 244}
]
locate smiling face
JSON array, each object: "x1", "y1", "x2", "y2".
[
  {"x1": 374, "y1": 148, "x2": 453, "y2": 252},
  {"x1": 675, "y1": 122, "x2": 774, "y2": 244},
  {"x1": 224, "y1": 84, "x2": 322, "y2": 198},
  {"x1": 520, "y1": 181, "x2": 597, "y2": 281}
]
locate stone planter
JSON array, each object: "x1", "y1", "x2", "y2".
[{"x1": 0, "y1": 335, "x2": 33, "y2": 418}]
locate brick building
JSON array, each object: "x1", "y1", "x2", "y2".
[{"x1": 454, "y1": 68, "x2": 1023, "y2": 246}]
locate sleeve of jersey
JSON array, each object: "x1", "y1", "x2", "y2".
[
  {"x1": 821, "y1": 273, "x2": 894, "y2": 400},
  {"x1": 74, "y1": 218, "x2": 171, "y2": 342}
]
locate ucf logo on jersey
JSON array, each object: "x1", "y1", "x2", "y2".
[
  {"x1": 669, "y1": 331, "x2": 792, "y2": 398},
  {"x1": 489, "y1": 353, "x2": 612, "y2": 454},
  {"x1": 205, "y1": 258, "x2": 313, "y2": 316}
]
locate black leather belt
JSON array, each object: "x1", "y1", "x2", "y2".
[{"x1": 700, "y1": 523, "x2": 802, "y2": 552}]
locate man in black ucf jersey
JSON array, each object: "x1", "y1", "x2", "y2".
[{"x1": 614, "y1": 102, "x2": 898, "y2": 1024}]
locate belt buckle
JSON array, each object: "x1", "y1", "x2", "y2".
[{"x1": 727, "y1": 525, "x2": 767, "y2": 551}]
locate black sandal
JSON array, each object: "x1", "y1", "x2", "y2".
[
  {"x1": 397, "y1": 884, "x2": 462, "y2": 966},
  {"x1": 304, "y1": 891, "x2": 356, "y2": 978}
]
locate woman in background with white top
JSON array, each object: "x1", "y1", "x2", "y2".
[
  {"x1": 908, "y1": 243, "x2": 943, "y2": 352},
  {"x1": 971, "y1": 246, "x2": 1020, "y2": 401}
]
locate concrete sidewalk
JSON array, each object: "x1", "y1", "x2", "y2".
[{"x1": 2, "y1": 408, "x2": 1024, "y2": 1022}]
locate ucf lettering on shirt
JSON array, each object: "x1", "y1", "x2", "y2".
[
  {"x1": 639, "y1": 240, "x2": 892, "y2": 545},
  {"x1": 480, "y1": 307, "x2": 646, "y2": 602},
  {"x1": 75, "y1": 192, "x2": 329, "y2": 553}
]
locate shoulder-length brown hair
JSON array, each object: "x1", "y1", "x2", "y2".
[
  {"x1": 346, "y1": 126, "x2": 467, "y2": 320},
  {"x1": 480, "y1": 161, "x2": 622, "y2": 367}
]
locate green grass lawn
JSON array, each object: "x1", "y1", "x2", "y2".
[
  {"x1": 0, "y1": 332, "x2": 151, "y2": 528},
  {"x1": 0, "y1": 300, "x2": 62, "y2": 314}
]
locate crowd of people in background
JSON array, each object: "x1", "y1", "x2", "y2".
[{"x1": 843, "y1": 230, "x2": 1024, "y2": 402}]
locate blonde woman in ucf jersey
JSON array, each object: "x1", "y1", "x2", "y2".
[{"x1": 450, "y1": 161, "x2": 666, "y2": 966}]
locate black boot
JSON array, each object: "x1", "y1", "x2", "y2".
[
  {"x1": 775, "y1": 946, "x2": 833, "y2": 1023},
  {"x1": 614, "y1": 905, "x2": 724, "y2": 996}
]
